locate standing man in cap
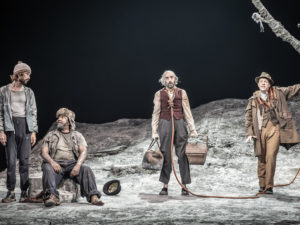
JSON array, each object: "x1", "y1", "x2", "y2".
[
  {"x1": 152, "y1": 70, "x2": 198, "y2": 196},
  {"x1": 41, "y1": 108, "x2": 104, "y2": 207},
  {"x1": 245, "y1": 72, "x2": 300, "y2": 194},
  {"x1": 0, "y1": 61, "x2": 38, "y2": 203}
]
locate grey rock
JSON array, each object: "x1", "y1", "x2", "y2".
[{"x1": 28, "y1": 176, "x2": 79, "y2": 203}]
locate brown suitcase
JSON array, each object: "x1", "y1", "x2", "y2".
[{"x1": 185, "y1": 135, "x2": 208, "y2": 165}]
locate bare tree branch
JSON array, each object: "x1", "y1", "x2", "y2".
[{"x1": 251, "y1": 0, "x2": 300, "y2": 54}]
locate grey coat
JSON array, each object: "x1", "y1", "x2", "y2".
[{"x1": 0, "y1": 84, "x2": 38, "y2": 133}]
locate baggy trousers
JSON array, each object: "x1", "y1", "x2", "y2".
[
  {"x1": 42, "y1": 160, "x2": 101, "y2": 202},
  {"x1": 159, "y1": 118, "x2": 191, "y2": 184},
  {"x1": 5, "y1": 117, "x2": 31, "y2": 191},
  {"x1": 257, "y1": 121, "x2": 280, "y2": 187}
]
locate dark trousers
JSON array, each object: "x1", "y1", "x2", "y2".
[
  {"x1": 42, "y1": 160, "x2": 101, "y2": 202},
  {"x1": 159, "y1": 119, "x2": 191, "y2": 184},
  {"x1": 5, "y1": 117, "x2": 31, "y2": 191}
]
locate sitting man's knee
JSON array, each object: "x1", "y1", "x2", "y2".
[
  {"x1": 81, "y1": 165, "x2": 92, "y2": 173},
  {"x1": 42, "y1": 163, "x2": 54, "y2": 172}
]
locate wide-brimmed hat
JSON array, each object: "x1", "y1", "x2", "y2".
[
  {"x1": 255, "y1": 72, "x2": 274, "y2": 85},
  {"x1": 103, "y1": 180, "x2": 121, "y2": 195}
]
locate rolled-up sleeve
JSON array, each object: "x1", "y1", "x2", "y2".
[{"x1": 182, "y1": 90, "x2": 196, "y2": 133}]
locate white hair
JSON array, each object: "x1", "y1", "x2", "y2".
[{"x1": 158, "y1": 70, "x2": 179, "y2": 86}]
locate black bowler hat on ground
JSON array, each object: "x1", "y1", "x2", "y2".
[{"x1": 103, "y1": 180, "x2": 121, "y2": 195}]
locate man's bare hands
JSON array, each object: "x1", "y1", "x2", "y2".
[
  {"x1": 189, "y1": 130, "x2": 198, "y2": 138},
  {"x1": 70, "y1": 164, "x2": 81, "y2": 177},
  {"x1": 0, "y1": 132, "x2": 7, "y2": 146},
  {"x1": 31, "y1": 132, "x2": 36, "y2": 146},
  {"x1": 246, "y1": 136, "x2": 257, "y2": 143},
  {"x1": 152, "y1": 133, "x2": 159, "y2": 140},
  {"x1": 51, "y1": 161, "x2": 62, "y2": 173}
]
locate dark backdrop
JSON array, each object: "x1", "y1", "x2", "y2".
[{"x1": 1, "y1": 0, "x2": 300, "y2": 138}]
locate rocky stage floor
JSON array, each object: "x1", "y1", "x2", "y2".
[{"x1": 0, "y1": 98, "x2": 300, "y2": 224}]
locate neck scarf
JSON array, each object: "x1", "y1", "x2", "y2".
[{"x1": 256, "y1": 87, "x2": 277, "y2": 109}]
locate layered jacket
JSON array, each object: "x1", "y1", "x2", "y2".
[
  {"x1": 245, "y1": 84, "x2": 300, "y2": 156},
  {"x1": 0, "y1": 84, "x2": 38, "y2": 133},
  {"x1": 42, "y1": 130, "x2": 87, "y2": 160}
]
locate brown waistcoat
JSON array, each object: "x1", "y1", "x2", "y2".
[{"x1": 160, "y1": 88, "x2": 184, "y2": 120}]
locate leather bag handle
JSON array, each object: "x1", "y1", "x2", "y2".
[{"x1": 148, "y1": 138, "x2": 160, "y2": 150}]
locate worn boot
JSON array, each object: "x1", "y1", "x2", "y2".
[
  {"x1": 2, "y1": 191, "x2": 16, "y2": 203},
  {"x1": 19, "y1": 190, "x2": 28, "y2": 203},
  {"x1": 258, "y1": 187, "x2": 266, "y2": 193},
  {"x1": 265, "y1": 187, "x2": 273, "y2": 194},
  {"x1": 159, "y1": 188, "x2": 168, "y2": 195},
  {"x1": 44, "y1": 194, "x2": 60, "y2": 207},
  {"x1": 181, "y1": 188, "x2": 189, "y2": 196},
  {"x1": 90, "y1": 195, "x2": 104, "y2": 206}
]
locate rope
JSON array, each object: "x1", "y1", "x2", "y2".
[
  {"x1": 169, "y1": 106, "x2": 300, "y2": 199},
  {"x1": 252, "y1": 12, "x2": 266, "y2": 32}
]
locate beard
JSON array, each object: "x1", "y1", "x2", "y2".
[
  {"x1": 19, "y1": 79, "x2": 29, "y2": 85},
  {"x1": 166, "y1": 82, "x2": 175, "y2": 89},
  {"x1": 57, "y1": 122, "x2": 67, "y2": 131}
]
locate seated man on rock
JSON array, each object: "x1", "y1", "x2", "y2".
[{"x1": 41, "y1": 108, "x2": 104, "y2": 207}]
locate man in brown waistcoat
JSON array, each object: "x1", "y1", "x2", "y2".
[
  {"x1": 152, "y1": 70, "x2": 198, "y2": 196},
  {"x1": 245, "y1": 72, "x2": 300, "y2": 194}
]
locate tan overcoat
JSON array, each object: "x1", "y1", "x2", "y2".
[{"x1": 245, "y1": 84, "x2": 300, "y2": 156}]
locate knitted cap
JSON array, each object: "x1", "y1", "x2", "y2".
[{"x1": 13, "y1": 61, "x2": 31, "y2": 75}]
